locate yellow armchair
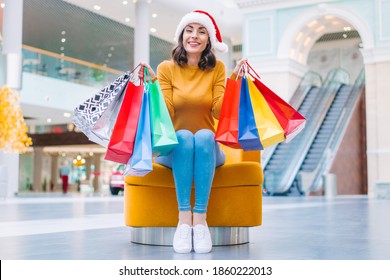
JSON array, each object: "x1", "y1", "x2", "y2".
[{"x1": 124, "y1": 145, "x2": 263, "y2": 246}]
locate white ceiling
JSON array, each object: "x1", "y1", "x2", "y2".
[{"x1": 64, "y1": 0, "x2": 244, "y2": 45}]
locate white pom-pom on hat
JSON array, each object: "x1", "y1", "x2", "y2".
[{"x1": 175, "y1": 10, "x2": 228, "y2": 53}]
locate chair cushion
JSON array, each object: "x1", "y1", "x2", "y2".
[{"x1": 125, "y1": 162, "x2": 263, "y2": 188}]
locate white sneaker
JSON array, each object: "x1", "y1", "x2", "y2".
[
  {"x1": 173, "y1": 223, "x2": 192, "y2": 253},
  {"x1": 193, "y1": 223, "x2": 212, "y2": 253}
]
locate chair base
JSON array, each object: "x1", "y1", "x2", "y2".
[{"x1": 130, "y1": 227, "x2": 249, "y2": 246}]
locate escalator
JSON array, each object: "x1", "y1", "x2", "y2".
[
  {"x1": 294, "y1": 85, "x2": 353, "y2": 193},
  {"x1": 295, "y1": 70, "x2": 365, "y2": 193},
  {"x1": 263, "y1": 69, "x2": 350, "y2": 195}
]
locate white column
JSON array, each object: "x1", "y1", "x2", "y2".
[
  {"x1": 134, "y1": 0, "x2": 150, "y2": 67},
  {"x1": 361, "y1": 47, "x2": 390, "y2": 196},
  {"x1": 0, "y1": 152, "x2": 19, "y2": 198},
  {"x1": 0, "y1": 0, "x2": 23, "y2": 199},
  {"x1": 2, "y1": 0, "x2": 23, "y2": 89}
]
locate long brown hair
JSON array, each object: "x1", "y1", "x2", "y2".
[{"x1": 172, "y1": 30, "x2": 216, "y2": 70}]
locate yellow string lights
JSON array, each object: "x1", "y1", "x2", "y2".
[{"x1": 0, "y1": 86, "x2": 32, "y2": 153}]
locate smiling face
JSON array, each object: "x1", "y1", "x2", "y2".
[{"x1": 182, "y1": 23, "x2": 209, "y2": 55}]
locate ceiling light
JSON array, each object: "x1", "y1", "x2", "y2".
[
  {"x1": 315, "y1": 25, "x2": 325, "y2": 33},
  {"x1": 60, "y1": 47, "x2": 65, "y2": 51},
  {"x1": 125, "y1": 18, "x2": 130, "y2": 22},
  {"x1": 93, "y1": 5, "x2": 101, "y2": 11},
  {"x1": 110, "y1": 46, "x2": 115, "y2": 51},
  {"x1": 123, "y1": 1, "x2": 128, "y2": 4},
  {"x1": 152, "y1": 13, "x2": 157, "y2": 18},
  {"x1": 1, "y1": 3, "x2": 5, "y2": 9},
  {"x1": 107, "y1": 53, "x2": 112, "y2": 57},
  {"x1": 344, "y1": 26, "x2": 352, "y2": 31},
  {"x1": 343, "y1": 34, "x2": 348, "y2": 38},
  {"x1": 61, "y1": 38, "x2": 66, "y2": 43},
  {"x1": 63, "y1": 112, "x2": 71, "y2": 118},
  {"x1": 295, "y1": 32, "x2": 303, "y2": 42},
  {"x1": 303, "y1": 37, "x2": 311, "y2": 47},
  {"x1": 307, "y1": 20, "x2": 318, "y2": 28},
  {"x1": 150, "y1": 28, "x2": 157, "y2": 33},
  {"x1": 47, "y1": 118, "x2": 52, "y2": 123},
  {"x1": 61, "y1": 31, "x2": 66, "y2": 35}
]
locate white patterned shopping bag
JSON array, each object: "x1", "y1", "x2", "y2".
[{"x1": 73, "y1": 66, "x2": 140, "y2": 146}]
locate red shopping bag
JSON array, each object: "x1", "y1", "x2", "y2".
[
  {"x1": 215, "y1": 78, "x2": 242, "y2": 149},
  {"x1": 104, "y1": 81, "x2": 144, "y2": 163},
  {"x1": 248, "y1": 63, "x2": 306, "y2": 143}
]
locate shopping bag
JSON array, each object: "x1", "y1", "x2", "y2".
[
  {"x1": 247, "y1": 78, "x2": 285, "y2": 148},
  {"x1": 124, "y1": 89, "x2": 153, "y2": 176},
  {"x1": 148, "y1": 79, "x2": 178, "y2": 156},
  {"x1": 87, "y1": 80, "x2": 128, "y2": 147},
  {"x1": 238, "y1": 77, "x2": 263, "y2": 150},
  {"x1": 104, "y1": 80, "x2": 144, "y2": 164},
  {"x1": 247, "y1": 63, "x2": 306, "y2": 142},
  {"x1": 72, "y1": 71, "x2": 133, "y2": 139},
  {"x1": 215, "y1": 78, "x2": 242, "y2": 149},
  {"x1": 252, "y1": 77, "x2": 305, "y2": 143}
]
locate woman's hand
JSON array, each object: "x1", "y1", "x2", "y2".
[
  {"x1": 233, "y1": 58, "x2": 248, "y2": 77},
  {"x1": 138, "y1": 62, "x2": 156, "y2": 81}
]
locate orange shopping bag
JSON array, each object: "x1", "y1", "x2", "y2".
[{"x1": 215, "y1": 78, "x2": 242, "y2": 149}]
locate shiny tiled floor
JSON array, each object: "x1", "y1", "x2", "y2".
[{"x1": 1, "y1": 193, "x2": 390, "y2": 260}]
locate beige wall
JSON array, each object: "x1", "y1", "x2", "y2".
[{"x1": 365, "y1": 61, "x2": 390, "y2": 196}]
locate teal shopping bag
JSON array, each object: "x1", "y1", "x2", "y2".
[{"x1": 148, "y1": 79, "x2": 178, "y2": 156}]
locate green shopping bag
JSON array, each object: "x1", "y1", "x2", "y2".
[{"x1": 148, "y1": 79, "x2": 178, "y2": 156}]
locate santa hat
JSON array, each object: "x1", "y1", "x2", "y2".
[{"x1": 175, "y1": 10, "x2": 228, "y2": 53}]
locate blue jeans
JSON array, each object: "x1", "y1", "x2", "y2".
[{"x1": 154, "y1": 129, "x2": 226, "y2": 213}]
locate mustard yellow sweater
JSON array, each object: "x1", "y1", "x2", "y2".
[{"x1": 157, "y1": 60, "x2": 226, "y2": 134}]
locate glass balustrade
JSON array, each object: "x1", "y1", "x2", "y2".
[{"x1": 22, "y1": 45, "x2": 123, "y2": 88}]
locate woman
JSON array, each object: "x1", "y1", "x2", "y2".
[{"x1": 140, "y1": 10, "x2": 246, "y2": 254}]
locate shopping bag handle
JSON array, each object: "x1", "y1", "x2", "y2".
[
  {"x1": 143, "y1": 67, "x2": 153, "y2": 84},
  {"x1": 246, "y1": 62, "x2": 261, "y2": 80},
  {"x1": 235, "y1": 63, "x2": 249, "y2": 80}
]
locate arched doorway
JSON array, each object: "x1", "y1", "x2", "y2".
[{"x1": 276, "y1": 6, "x2": 370, "y2": 195}]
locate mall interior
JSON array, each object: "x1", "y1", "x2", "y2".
[{"x1": 1, "y1": 0, "x2": 390, "y2": 260}]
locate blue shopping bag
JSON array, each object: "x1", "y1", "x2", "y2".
[
  {"x1": 238, "y1": 77, "x2": 263, "y2": 150},
  {"x1": 124, "y1": 89, "x2": 153, "y2": 176}
]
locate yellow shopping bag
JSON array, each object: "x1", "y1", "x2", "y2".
[{"x1": 247, "y1": 78, "x2": 285, "y2": 148}]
